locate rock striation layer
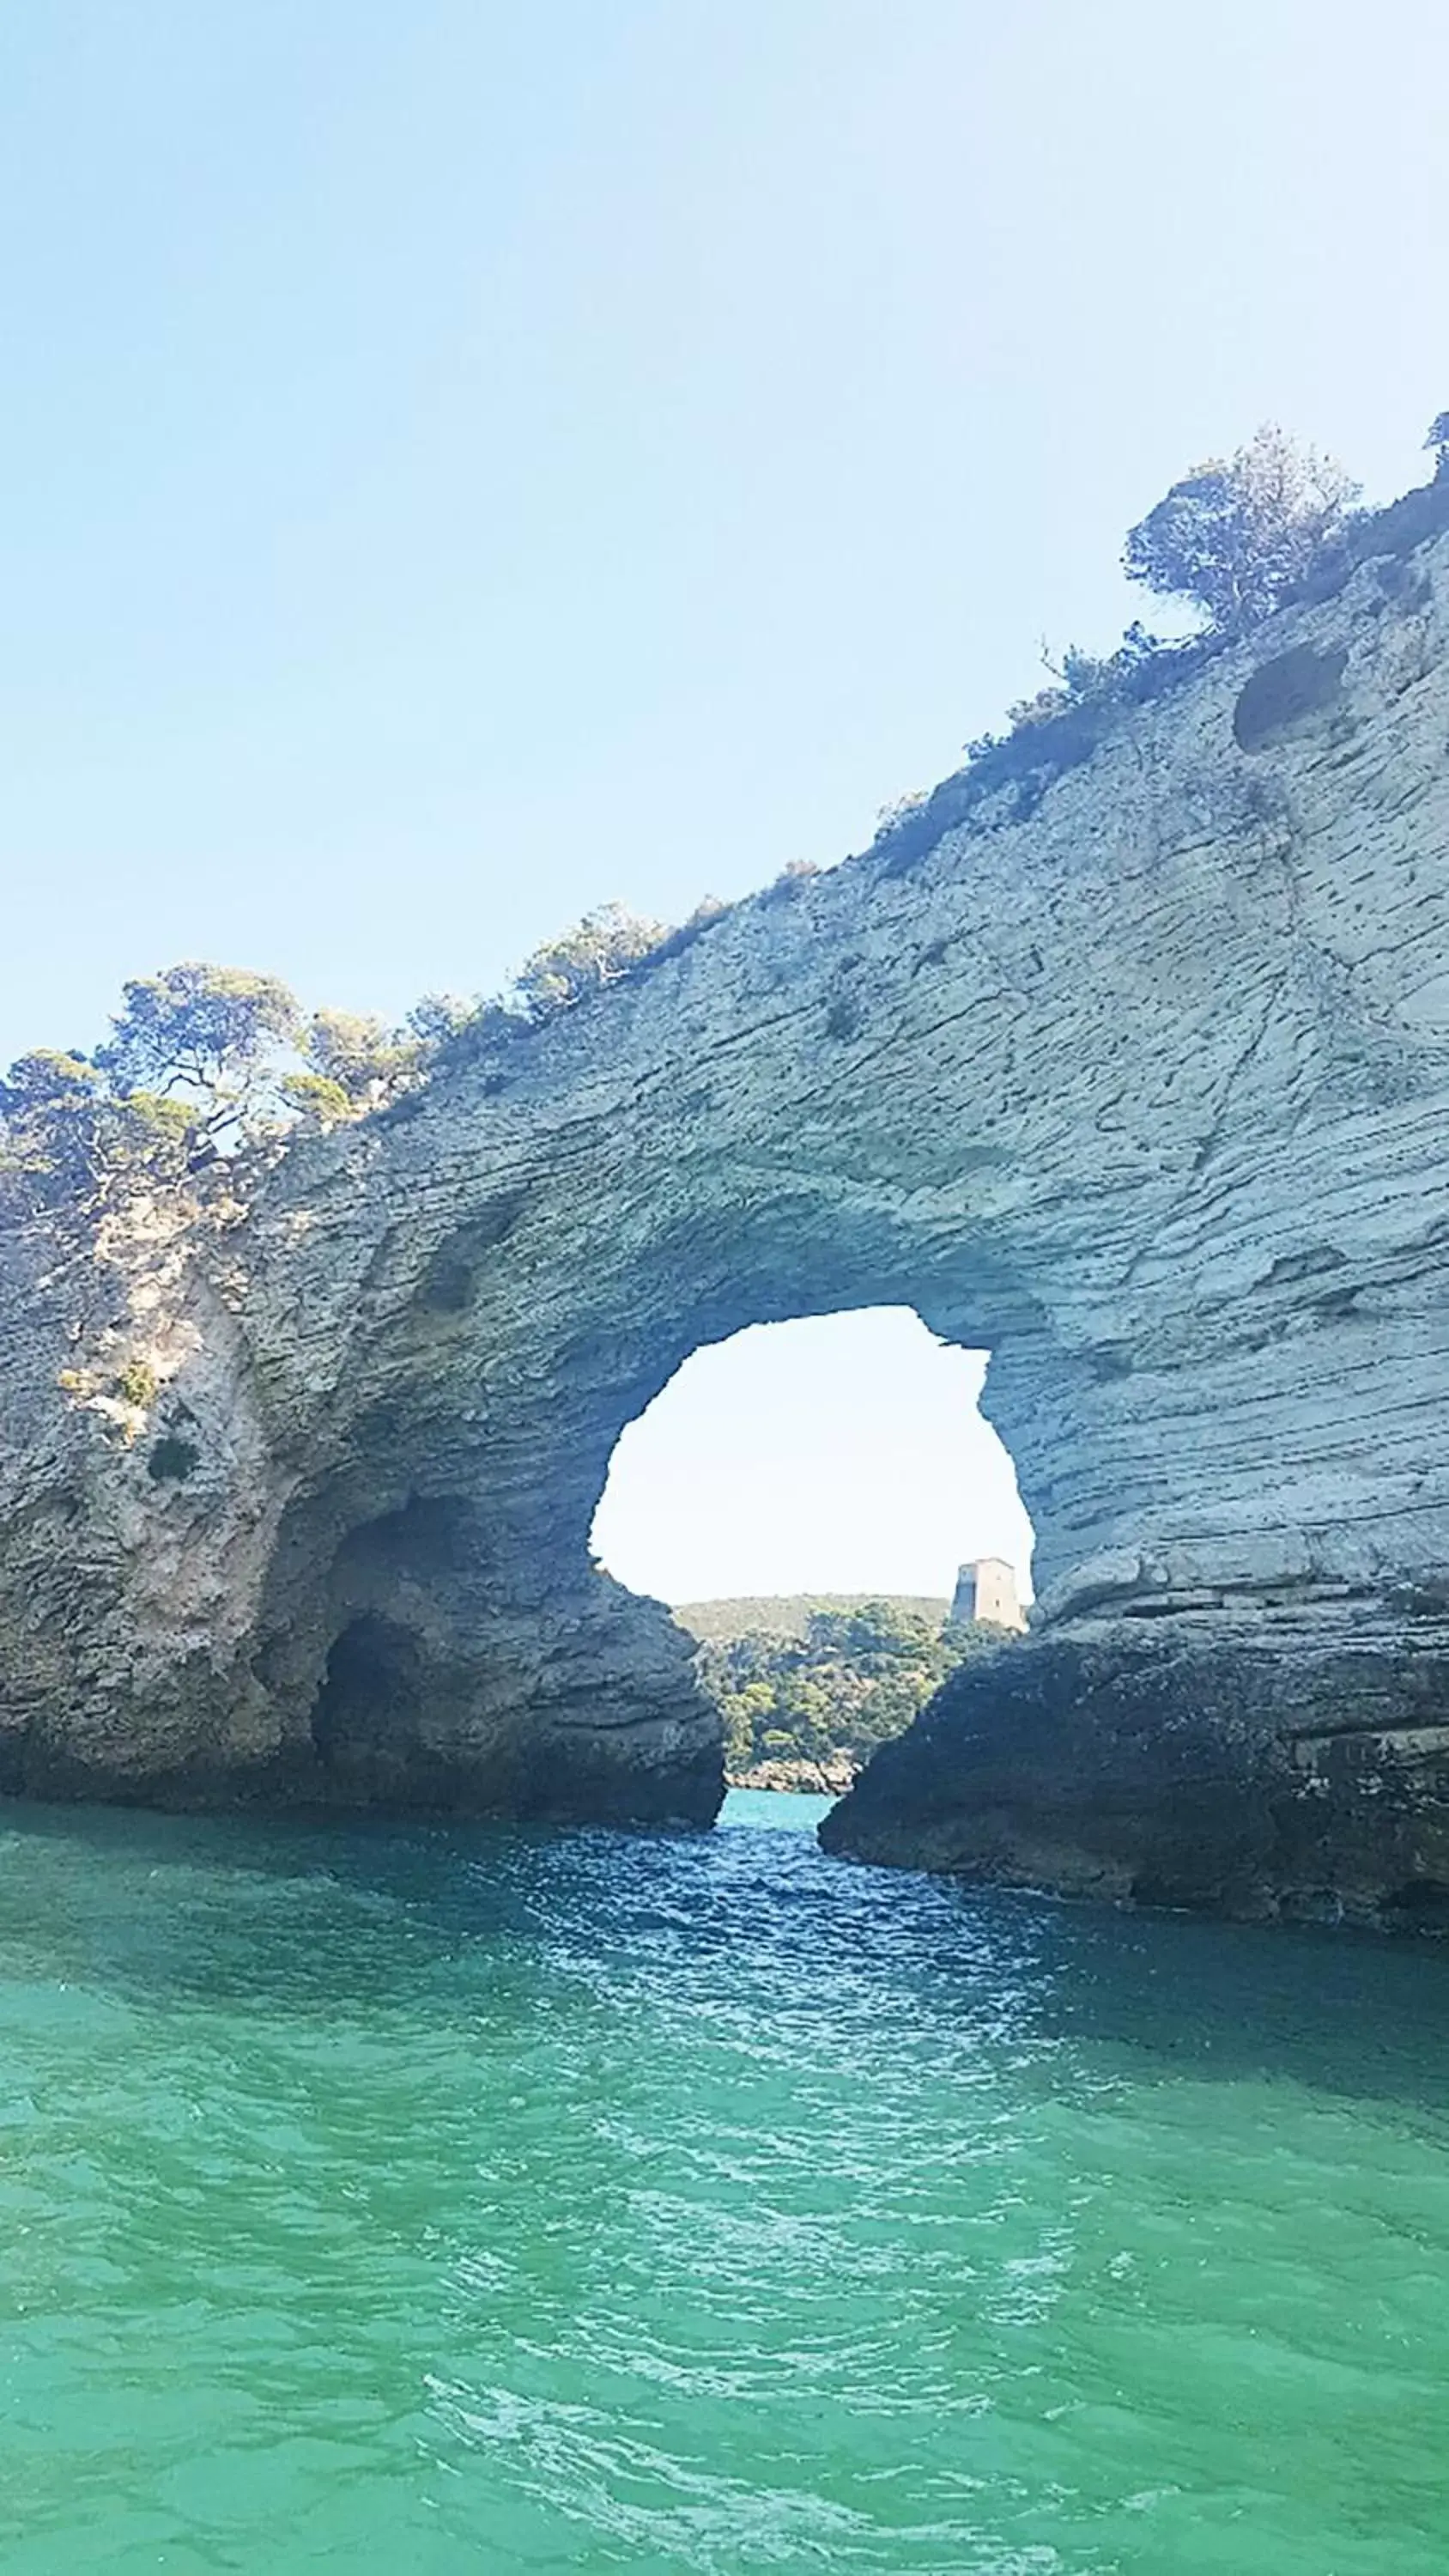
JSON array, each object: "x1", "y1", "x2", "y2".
[{"x1": 4, "y1": 498, "x2": 1449, "y2": 1911}]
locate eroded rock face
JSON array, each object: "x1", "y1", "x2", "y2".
[
  {"x1": 820, "y1": 1606, "x2": 1449, "y2": 1929},
  {"x1": 4, "y1": 507, "x2": 1449, "y2": 1905}
]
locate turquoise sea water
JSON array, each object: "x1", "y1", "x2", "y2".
[{"x1": 2, "y1": 1787, "x2": 1448, "y2": 2573}]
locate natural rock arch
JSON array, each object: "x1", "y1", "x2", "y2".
[{"x1": 3, "y1": 518, "x2": 1449, "y2": 1919}]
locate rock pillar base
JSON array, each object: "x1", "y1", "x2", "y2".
[{"x1": 819, "y1": 1601, "x2": 1449, "y2": 1931}]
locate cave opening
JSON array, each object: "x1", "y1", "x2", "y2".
[
  {"x1": 311, "y1": 1612, "x2": 428, "y2": 1777},
  {"x1": 299, "y1": 1498, "x2": 480, "y2": 1792}
]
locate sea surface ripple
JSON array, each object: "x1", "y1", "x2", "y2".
[{"x1": 1, "y1": 1788, "x2": 1447, "y2": 2573}]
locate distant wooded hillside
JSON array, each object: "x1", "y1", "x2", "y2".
[
  {"x1": 673, "y1": 1594, "x2": 951, "y2": 1645},
  {"x1": 672, "y1": 1595, "x2": 1011, "y2": 1786}
]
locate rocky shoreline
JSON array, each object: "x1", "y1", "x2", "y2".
[{"x1": 729, "y1": 1758, "x2": 857, "y2": 1798}]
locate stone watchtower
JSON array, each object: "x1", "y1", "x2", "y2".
[{"x1": 949, "y1": 1558, "x2": 1027, "y2": 1632}]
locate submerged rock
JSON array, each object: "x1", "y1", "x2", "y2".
[{"x1": 4, "y1": 493, "x2": 1449, "y2": 1907}]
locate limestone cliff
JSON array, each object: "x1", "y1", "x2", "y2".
[{"x1": 4, "y1": 493, "x2": 1449, "y2": 1915}]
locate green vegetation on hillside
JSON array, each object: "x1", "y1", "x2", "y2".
[
  {"x1": 682, "y1": 1596, "x2": 1009, "y2": 1778},
  {"x1": 675, "y1": 1592, "x2": 949, "y2": 1646},
  {"x1": 0, "y1": 963, "x2": 440, "y2": 1218}
]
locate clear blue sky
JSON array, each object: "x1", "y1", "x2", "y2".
[{"x1": 3, "y1": 2, "x2": 1444, "y2": 1596}]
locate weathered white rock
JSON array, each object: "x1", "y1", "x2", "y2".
[{"x1": 3, "y1": 496, "x2": 1449, "y2": 1909}]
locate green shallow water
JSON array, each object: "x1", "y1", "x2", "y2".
[{"x1": 2, "y1": 1789, "x2": 1448, "y2": 2573}]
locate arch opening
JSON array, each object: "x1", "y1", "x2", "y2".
[
  {"x1": 593, "y1": 1307, "x2": 1034, "y2": 1607},
  {"x1": 591, "y1": 1307, "x2": 1035, "y2": 1794}
]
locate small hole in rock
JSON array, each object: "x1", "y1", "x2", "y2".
[{"x1": 148, "y1": 1436, "x2": 199, "y2": 1482}]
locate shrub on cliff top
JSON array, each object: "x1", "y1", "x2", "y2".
[
  {"x1": 1428, "y1": 412, "x2": 1449, "y2": 480},
  {"x1": 1, "y1": 901, "x2": 732, "y2": 1219},
  {"x1": 874, "y1": 420, "x2": 1375, "y2": 875},
  {"x1": 515, "y1": 902, "x2": 670, "y2": 1018},
  {"x1": 0, "y1": 1049, "x2": 198, "y2": 1211},
  {"x1": 0, "y1": 1050, "x2": 106, "y2": 1193},
  {"x1": 96, "y1": 963, "x2": 304, "y2": 1147},
  {"x1": 997, "y1": 623, "x2": 1167, "y2": 739},
  {"x1": 406, "y1": 993, "x2": 479, "y2": 1048},
  {"x1": 302, "y1": 1009, "x2": 415, "y2": 1109},
  {"x1": 1124, "y1": 424, "x2": 1359, "y2": 633},
  {"x1": 0, "y1": 963, "x2": 439, "y2": 1212}
]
